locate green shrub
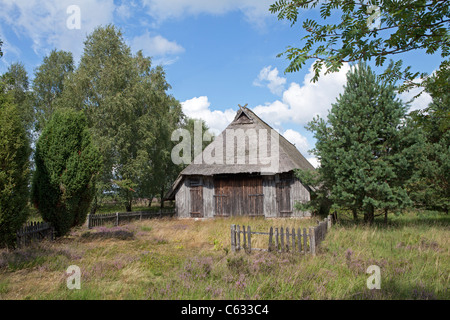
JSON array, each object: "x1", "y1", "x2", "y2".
[{"x1": 32, "y1": 109, "x2": 101, "y2": 236}]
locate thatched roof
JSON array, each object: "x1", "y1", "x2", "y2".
[{"x1": 165, "y1": 106, "x2": 314, "y2": 199}]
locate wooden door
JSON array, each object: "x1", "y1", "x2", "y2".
[
  {"x1": 245, "y1": 177, "x2": 264, "y2": 216},
  {"x1": 214, "y1": 176, "x2": 263, "y2": 216},
  {"x1": 190, "y1": 185, "x2": 203, "y2": 217},
  {"x1": 276, "y1": 180, "x2": 291, "y2": 216},
  {"x1": 214, "y1": 178, "x2": 231, "y2": 216}
]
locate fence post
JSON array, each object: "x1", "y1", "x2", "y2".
[
  {"x1": 242, "y1": 226, "x2": 247, "y2": 251},
  {"x1": 116, "y1": 212, "x2": 119, "y2": 226},
  {"x1": 275, "y1": 228, "x2": 279, "y2": 252},
  {"x1": 247, "y1": 226, "x2": 251, "y2": 253},
  {"x1": 327, "y1": 215, "x2": 332, "y2": 229},
  {"x1": 236, "y1": 225, "x2": 241, "y2": 251},
  {"x1": 231, "y1": 225, "x2": 236, "y2": 253},
  {"x1": 309, "y1": 227, "x2": 316, "y2": 256},
  {"x1": 268, "y1": 227, "x2": 273, "y2": 252},
  {"x1": 303, "y1": 228, "x2": 307, "y2": 254},
  {"x1": 291, "y1": 228, "x2": 296, "y2": 252},
  {"x1": 87, "y1": 214, "x2": 91, "y2": 229},
  {"x1": 280, "y1": 227, "x2": 285, "y2": 253},
  {"x1": 286, "y1": 228, "x2": 290, "y2": 252}
]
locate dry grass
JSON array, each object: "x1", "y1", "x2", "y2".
[{"x1": 0, "y1": 212, "x2": 448, "y2": 300}]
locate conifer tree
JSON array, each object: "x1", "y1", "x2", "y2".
[
  {"x1": 0, "y1": 81, "x2": 31, "y2": 247},
  {"x1": 304, "y1": 63, "x2": 414, "y2": 223},
  {"x1": 32, "y1": 109, "x2": 101, "y2": 236},
  {"x1": 409, "y1": 70, "x2": 450, "y2": 213}
]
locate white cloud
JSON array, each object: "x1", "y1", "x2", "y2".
[
  {"x1": 131, "y1": 32, "x2": 184, "y2": 56},
  {"x1": 307, "y1": 157, "x2": 320, "y2": 168},
  {"x1": 181, "y1": 96, "x2": 236, "y2": 135},
  {"x1": 253, "y1": 66, "x2": 286, "y2": 96},
  {"x1": 130, "y1": 31, "x2": 184, "y2": 65},
  {"x1": 282, "y1": 129, "x2": 310, "y2": 156},
  {"x1": 140, "y1": 0, "x2": 273, "y2": 26},
  {"x1": 0, "y1": 0, "x2": 115, "y2": 63},
  {"x1": 398, "y1": 86, "x2": 432, "y2": 112},
  {"x1": 252, "y1": 62, "x2": 351, "y2": 127}
]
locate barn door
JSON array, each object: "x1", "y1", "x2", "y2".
[
  {"x1": 276, "y1": 180, "x2": 291, "y2": 216},
  {"x1": 190, "y1": 182, "x2": 203, "y2": 217},
  {"x1": 214, "y1": 179, "x2": 230, "y2": 216},
  {"x1": 246, "y1": 177, "x2": 264, "y2": 216}
]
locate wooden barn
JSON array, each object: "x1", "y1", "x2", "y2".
[{"x1": 165, "y1": 106, "x2": 315, "y2": 218}]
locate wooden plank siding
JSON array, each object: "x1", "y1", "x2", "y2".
[
  {"x1": 176, "y1": 172, "x2": 310, "y2": 218},
  {"x1": 291, "y1": 178, "x2": 311, "y2": 217},
  {"x1": 214, "y1": 175, "x2": 263, "y2": 217}
]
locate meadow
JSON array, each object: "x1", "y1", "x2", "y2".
[{"x1": 0, "y1": 210, "x2": 448, "y2": 300}]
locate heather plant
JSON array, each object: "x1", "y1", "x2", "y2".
[{"x1": 0, "y1": 212, "x2": 448, "y2": 300}]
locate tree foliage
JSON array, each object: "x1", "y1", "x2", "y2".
[
  {"x1": 408, "y1": 69, "x2": 450, "y2": 212},
  {"x1": 58, "y1": 25, "x2": 184, "y2": 212},
  {"x1": 0, "y1": 81, "x2": 31, "y2": 247},
  {"x1": 270, "y1": 0, "x2": 450, "y2": 92},
  {"x1": 32, "y1": 109, "x2": 101, "y2": 236},
  {"x1": 32, "y1": 50, "x2": 74, "y2": 132},
  {"x1": 303, "y1": 63, "x2": 418, "y2": 223},
  {"x1": 1, "y1": 63, "x2": 34, "y2": 134}
]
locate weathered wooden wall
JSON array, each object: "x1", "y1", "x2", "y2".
[
  {"x1": 175, "y1": 178, "x2": 190, "y2": 218},
  {"x1": 263, "y1": 176, "x2": 277, "y2": 218},
  {"x1": 175, "y1": 171, "x2": 311, "y2": 218},
  {"x1": 203, "y1": 176, "x2": 215, "y2": 218},
  {"x1": 290, "y1": 178, "x2": 311, "y2": 217}
]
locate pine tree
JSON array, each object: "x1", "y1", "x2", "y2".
[
  {"x1": 306, "y1": 63, "x2": 414, "y2": 223},
  {"x1": 408, "y1": 69, "x2": 450, "y2": 213}
]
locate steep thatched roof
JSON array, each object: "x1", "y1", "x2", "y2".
[{"x1": 165, "y1": 106, "x2": 314, "y2": 199}]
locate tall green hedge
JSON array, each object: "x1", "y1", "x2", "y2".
[{"x1": 32, "y1": 109, "x2": 101, "y2": 236}]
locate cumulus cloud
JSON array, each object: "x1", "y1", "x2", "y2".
[
  {"x1": 253, "y1": 66, "x2": 286, "y2": 96},
  {"x1": 282, "y1": 129, "x2": 310, "y2": 155},
  {"x1": 398, "y1": 86, "x2": 432, "y2": 112},
  {"x1": 181, "y1": 96, "x2": 236, "y2": 135},
  {"x1": 0, "y1": 0, "x2": 115, "y2": 62},
  {"x1": 252, "y1": 62, "x2": 351, "y2": 127},
  {"x1": 130, "y1": 31, "x2": 184, "y2": 65}
]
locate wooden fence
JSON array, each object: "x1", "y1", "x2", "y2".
[
  {"x1": 16, "y1": 221, "x2": 54, "y2": 248},
  {"x1": 230, "y1": 215, "x2": 332, "y2": 256},
  {"x1": 87, "y1": 208, "x2": 176, "y2": 229}
]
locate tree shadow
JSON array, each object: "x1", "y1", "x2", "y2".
[{"x1": 331, "y1": 211, "x2": 450, "y2": 230}]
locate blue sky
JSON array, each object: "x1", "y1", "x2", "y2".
[{"x1": 0, "y1": 0, "x2": 440, "y2": 167}]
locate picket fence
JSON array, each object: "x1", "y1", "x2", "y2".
[
  {"x1": 230, "y1": 215, "x2": 332, "y2": 256},
  {"x1": 87, "y1": 208, "x2": 176, "y2": 229},
  {"x1": 16, "y1": 221, "x2": 54, "y2": 248}
]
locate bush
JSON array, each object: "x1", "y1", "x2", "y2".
[
  {"x1": 0, "y1": 92, "x2": 30, "y2": 247},
  {"x1": 32, "y1": 109, "x2": 101, "y2": 237}
]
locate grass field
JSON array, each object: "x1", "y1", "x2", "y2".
[{"x1": 0, "y1": 210, "x2": 448, "y2": 300}]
